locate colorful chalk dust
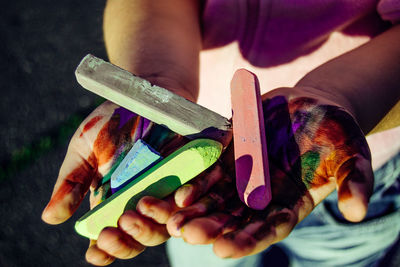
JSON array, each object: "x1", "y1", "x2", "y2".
[{"x1": 111, "y1": 139, "x2": 162, "y2": 193}]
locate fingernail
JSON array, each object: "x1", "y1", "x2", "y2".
[
  {"x1": 41, "y1": 205, "x2": 65, "y2": 225},
  {"x1": 103, "y1": 256, "x2": 114, "y2": 265},
  {"x1": 222, "y1": 255, "x2": 233, "y2": 259},
  {"x1": 173, "y1": 227, "x2": 182, "y2": 237},
  {"x1": 176, "y1": 185, "x2": 194, "y2": 207},
  {"x1": 124, "y1": 223, "x2": 140, "y2": 237},
  {"x1": 41, "y1": 208, "x2": 50, "y2": 222},
  {"x1": 144, "y1": 210, "x2": 155, "y2": 218},
  {"x1": 138, "y1": 206, "x2": 155, "y2": 219},
  {"x1": 169, "y1": 214, "x2": 185, "y2": 237},
  {"x1": 173, "y1": 213, "x2": 184, "y2": 227},
  {"x1": 179, "y1": 184, "x2": 193, "y2": 197}
]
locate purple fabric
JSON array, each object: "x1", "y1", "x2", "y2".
[
  {"x1": 378, "y1": 0, "x2": 400, "y2": 22},
  {"x1": 202, "y1": 0, "x2": 399, "y2": 67}
]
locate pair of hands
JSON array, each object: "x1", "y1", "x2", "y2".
[{"x1": 41, "y1": 85, "x2": 374, "y2": 266}]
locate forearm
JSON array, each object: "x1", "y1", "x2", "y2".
[
  {"x1": 296, "y1": 24, "x2": 400, "y2": 134},
  {"x1": 103, "y1": 0, "x2": 201, "y2": 101}
]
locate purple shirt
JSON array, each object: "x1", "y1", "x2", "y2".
[{"x1": 202, "y1": 0, "x2": 400, "y2": 67}]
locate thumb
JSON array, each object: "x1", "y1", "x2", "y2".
[
  {"x1": 336, "y1": 155, "x2": 374, "y2": 222},
  {"x1": 42, "y1": 102, "x2": 116, "y2": 224},
  {"x1": 42, "y1": 139, "x2": 98, "y2": 225}
]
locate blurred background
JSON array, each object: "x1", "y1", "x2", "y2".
[
  {"x1": 0, "y1": 1, "x2": 398, "y2": 267},
  {"x1": 0, "y1": 0, "x2": 170, "y2": 266}
]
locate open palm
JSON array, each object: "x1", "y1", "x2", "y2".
[
  {"x1": 42, "y1": 101, "x2": 185, "y2": 265},
  {"x1": 167, "y1": 87, "x2": 374, "y2": 258}
]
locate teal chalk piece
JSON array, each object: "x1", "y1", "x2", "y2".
[{"x1": 111, "y1": 139, "x2": 162, "y2": 193}]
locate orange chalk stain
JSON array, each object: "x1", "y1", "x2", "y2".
[
  {"x1": 93, "y1": 114, "x2": 138, "y2": 166},
  {"x1": 308, "y1": 164, "x2": 330, "y2": 189},
  {"x1": 80, "y1": 116, "x2": 103, "y2": 137},
  {"x1": 130, "y1": 116, "x2": 141, "y2": 139},
  {"x1": 46, "y1": 154, "x2": 97, "y2": 217},
  {"x1": 93, "y1": 121, "x2": 118, "y2": 166}
]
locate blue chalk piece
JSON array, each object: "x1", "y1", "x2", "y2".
[{"x1": 111, "y1": 139, "x2": 162, "y2": 193}]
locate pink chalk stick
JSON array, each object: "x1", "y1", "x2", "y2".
[{"x1": 230, "y1": 69, "x2": 271, "y2": 210}]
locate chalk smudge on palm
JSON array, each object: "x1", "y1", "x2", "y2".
[{"x1": 91, "y1": 106, "x2": 181, "y2": 204}]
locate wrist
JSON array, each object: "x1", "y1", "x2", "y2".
[
  {"x1": 143, "y1": 74, "x2": 198, "y2": 102},
  {"x1": 104, "y1": 0, "x2": 201, "y2": 102},
  {"x1": 108, "y1": 56, "x2": 198, "y2": 102}
]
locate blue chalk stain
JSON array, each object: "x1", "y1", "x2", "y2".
[{"x1": 111, "y1": 139, "x2": 162, "y2": 194}]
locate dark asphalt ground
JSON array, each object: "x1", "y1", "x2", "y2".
[
  {"x1": 0, "y1": 1, "x2": 398, "y2": 267},
  {"x1": 0, "y1": 1, "x2": 169, "y2": 266}
]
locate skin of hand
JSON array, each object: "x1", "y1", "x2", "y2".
[
  {"x1": 164, "y1": 86, "x2": 375, "y2": 259},
  {"x1": 42, "y1": 0, "x2": 399, "y2": 263},
  {"x1": 42, "y1": 0, "x2": 202, "y2": 264},
  {"x1": 103, "y1": 0, "x2": 201, "y2": 102},
  {"x1": 42, "y1": 0, "x2": 203, "y2": 264},
  {"x1": 161, "y1": 24, "x2": 400, "y2": 255},
  {"x1": 41, "y1": 96, "x2": 190, "y2": 266},
  {"x1": 161, "y1": 25, "x2": 399, "y2": 259}
]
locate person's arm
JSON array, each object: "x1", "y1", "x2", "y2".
[
  {"x1": 42, "y1": 1, "x2": 203, "y2": 265},
  {"x1": 103, "y1": 0, "x2": 202, "y2": 102},
  {"x1": 296, "y1": 24, "x2": 400, "y2": 134},
  {"x1": 162, "y1": 26, "x2": 400, "y2": 259}
]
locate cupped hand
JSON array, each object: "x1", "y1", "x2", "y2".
[
  {"x1": 166, "y1": 87, "x2": 374, "y2": 258},
  {"x1": 41, "y1": 101, "x2": 185, "y2": 265}
]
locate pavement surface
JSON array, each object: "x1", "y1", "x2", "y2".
[
  {"x1": 0, "y1": 1, "x2": 169, "y2": 266},
  {"x1": 0, "y1": 1, "x2": 398, "y2": 267}
]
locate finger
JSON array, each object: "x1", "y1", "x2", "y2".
[
  {"x1": 213, "y1": 209, "x2": 296, "y2": 259},
  {"x1": 336, "y1": 155, "x2": 374, "y2": 222},
  {"x1": 136, "y1": 195, "x2": 178, "y2": 224},
  {"x1": 86, "y1": 240, "x2": 115, "y2": 266},
  {"x1": 97, "y1": 227, "x2": 145, "y2": 260},
  {"x1": 118, "y1": 210, "x2": 170, "y2": 246},
  {"x1": 174, "y1": 164, "x2": 227, "y2": 208},
  {"x1": 167, "y1": 180, "x2": 236, "y2": 237},
  {"x1": 42, "y1": 148, "x2": 99, "y2": 224},
  {"x1": 42, "y1": 103, "x2": 116, "y2": 224},
  {"x1": 219, "y1": 140, "x2": 235, "y2": 177},
  {"x1": 180, "y1": 212, "x2": 237, "y2": 245},
  {"x1": 178, "y1": 197, "x2": 247, "y2": 244}
]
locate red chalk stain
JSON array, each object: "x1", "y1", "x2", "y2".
[
  {"x1": 80, "y1": 116, "x2": 103, "y2": 137},
  {"x1": 93, "y1": 120, "x2": 118, "y2": 166},
  {"x1": 314, "y1": 119, "x2": 346, "y2": 148},
  {"x1": 46, "y1": 153, "x2": 98, "y2": 218}
]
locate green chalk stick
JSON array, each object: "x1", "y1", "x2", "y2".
[{"x1": 75, "y1": 139, "x2": 222, "y2": 240}]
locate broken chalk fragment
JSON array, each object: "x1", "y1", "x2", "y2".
[{"x1": 111, "y1": 139, "x2": 162, "y2": 194}]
